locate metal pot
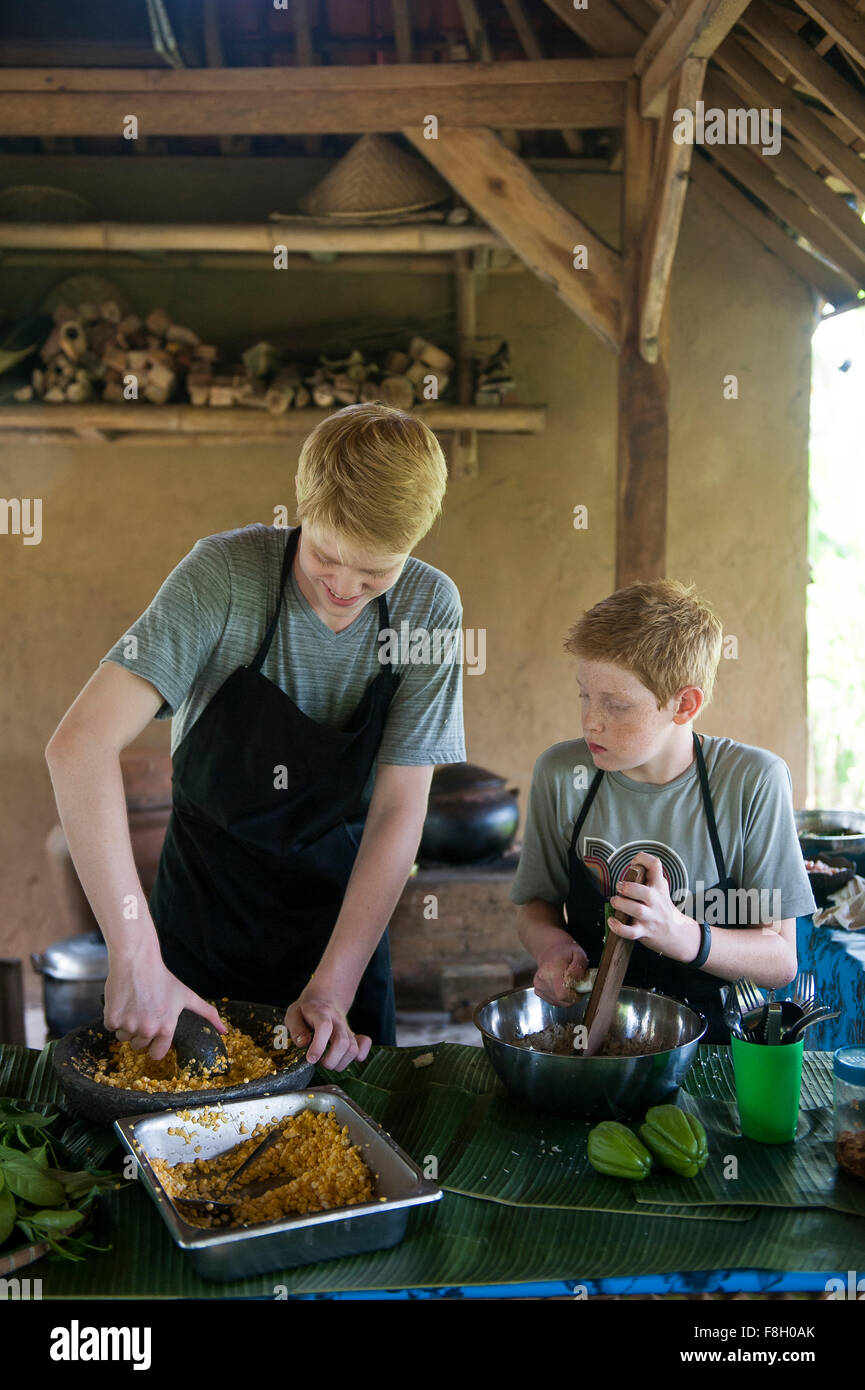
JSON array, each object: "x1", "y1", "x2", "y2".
[
  {"x1": 795, "y1": 808, "x2": 865, "y2": 875},
  {"x1": 419, "y1": 763, "x2": 520, "y2": 864},
  {"x1": 31, "y1": 930, "x2": 108, "y2": 1037}
]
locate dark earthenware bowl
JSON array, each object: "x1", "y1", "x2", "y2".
[{"x1": 51, "y1": 1000, "x2": 315, "y2": 1126}]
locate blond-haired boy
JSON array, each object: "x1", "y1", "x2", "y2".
[
  {"x1": 46, "y1": 403, "x2": 466, "y2": 1070},
  {"x1": 512, "y1": 580, "x2": 815, "y2": 1042}
]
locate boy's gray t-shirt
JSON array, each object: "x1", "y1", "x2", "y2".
[
  {"x1": 101, "y1": 524, "x2": 466, "y2": 786},
  {"x1": 511, "y1": 736, "x2": 816, "y2": 924}
]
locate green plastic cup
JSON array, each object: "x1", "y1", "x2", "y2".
[{"x1": 731, "y1": 1033, "x2": 805, "y2": 1143}]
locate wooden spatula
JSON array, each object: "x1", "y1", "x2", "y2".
[{"x1": 578, "y1": 862, "x2": 647, "y2": 1057}]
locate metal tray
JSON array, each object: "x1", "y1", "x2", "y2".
[{"x1": 114, "y1": 1085, "x2": 441, "y2": 1282}]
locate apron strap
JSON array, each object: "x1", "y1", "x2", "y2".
[
  {"x1": 693, "y1": 730, "x2": 729, "y2": 884},
  {"x1": 250, "y1": 525, "x2": 300, "y2": 673},
  {"x1": 250, "y1": 525, "x2": 396, "y2": 675},
  {"x1": 568, "y1": 733, "x2": 728, "y2": 886},
  {"x1": 569, "y1": 768, "x2": 604, "y2": 853}
]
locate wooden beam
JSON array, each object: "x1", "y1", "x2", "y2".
[
  {"x1": 403, "y1": 125, "x2": 622, "y2": 352},
  {"x1": 640, "y1": 58, "x2": 707, "y2": 361},
  {"x1": 452, "y1": 249, "x2": 479, "y2": 478},
  {"x1": 541, "y1": 0, "x2": 644, "y2": 55},
  {"x1": 690, "y1": 154, "x2": 858, "y2": 303},
  {"x1": 0, "y1": 61, "x2": 631, "y2": 135},
  {"x1": 640, "y1": 0, "x2": 753, "y2": 117},
  {"x1": 741, "y1": 1, "x2": 865, "y2": 144},
  {"x1": 795, "y1": 0, "x2": 865, "y2": 69},
  {"x1": 618, "y1": 79, "x2": 668, "y2": 587},
  {"x1": 714, "y1": 36, "x2": 865, "y2": 201}
]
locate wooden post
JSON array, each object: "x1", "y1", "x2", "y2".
[
  {"x1": 616, "y1": 78, "x2": 669, "y2": 589},
  {"x1": 451, "y1": 248, "x2": 479, "y2": 479}
]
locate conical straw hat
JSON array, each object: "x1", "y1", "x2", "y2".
[{"x1": 298, "y1": 134, "x2": 450, "y2": 218}]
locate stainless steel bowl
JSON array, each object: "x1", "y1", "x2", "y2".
[{"x1": 473, "y1": 985, "x2": 706, "y2": 1118}]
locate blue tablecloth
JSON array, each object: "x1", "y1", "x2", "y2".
[{"x1": 796, "y1": 913, "x2": 865, "y2": 1049}]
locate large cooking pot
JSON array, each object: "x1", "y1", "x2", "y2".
[
  {"x1": 31, "y1": 930, "x2": 109, "y2": 1037},
  {"x1": 419, "y1": 763, "x2": 519, "y2": 864}
]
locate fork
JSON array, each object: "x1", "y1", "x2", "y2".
[
  {"x1": 792, "y1": 971, "x2": 815, "y2": 1009},
  {"x1": 734, "y1": 978, "x2": 764, "y2": 1014}
]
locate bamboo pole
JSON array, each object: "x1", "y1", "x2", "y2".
[
  {"x1": 0, "y1": 403, "x2": 546, "y2": 437},
  {"x1": 0, "y1": 250, "x2": 525, "y2": 276},
  {"x1": 0, "y1": 222, "x2": 506, "y2": 254}
]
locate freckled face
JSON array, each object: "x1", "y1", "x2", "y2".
[
  {"x1": 296, "y1": 523, "x2": 406, "y2": 617},
  {"x1": 576, "y1": 660, "x2": 676, "y2": 770}
]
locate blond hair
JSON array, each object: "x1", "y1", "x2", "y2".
[
  {"x1": 563, "y1": 579, "x2": 723, "y2": 708},
  {"x1": 295, "y1": 401, "x2": 448, "y2": 554}
]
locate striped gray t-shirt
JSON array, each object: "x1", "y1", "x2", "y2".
[{"x1": 101, "y1": 524, "x2": 466, "y2": 787}]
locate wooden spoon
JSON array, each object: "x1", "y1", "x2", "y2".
[{"x1": 578, "y1": 862, "x2": 647, "y2": 1057}]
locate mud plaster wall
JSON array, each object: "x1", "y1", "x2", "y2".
[{"x1": 0, "y1": 157, "x2": 813, "y2": 982}]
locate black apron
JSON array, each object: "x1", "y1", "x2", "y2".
[
  {"x1": 565, "y1": 731, "x2": 738, "y2": 1043},
  {"x1": 149, "y1": 524, "x2": 402, "y2": 1043}
]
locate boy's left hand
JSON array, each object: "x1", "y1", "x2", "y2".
[{"x1": 608, "y1": 852, "x2": 700, "y2": 962}]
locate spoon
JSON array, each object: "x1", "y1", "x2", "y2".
[
  {"x1": 781, "y1": 1007, "x2": 840, "y2": 1044},
  {"x1": 173, "y1": 1126, "x2": 289, "y2": 1216}
]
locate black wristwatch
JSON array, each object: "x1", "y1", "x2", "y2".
[{"x1": 688, "y1": 921, "x2": 712, "y2": 969}]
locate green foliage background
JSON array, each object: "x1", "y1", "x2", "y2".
[{"x1": 808, "y1": 306, "x2": 865, "y2": 808}]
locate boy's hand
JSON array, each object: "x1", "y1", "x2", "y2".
[
  {"x1": 533, "y1": 941, "x2": 590, "y2": 1006},
  {"x1": 608, "y1": 852, "x2": 700, "y2": 961},
  {"x1": 284, "y1": 988, "x2": 372, "y2": 1071}
]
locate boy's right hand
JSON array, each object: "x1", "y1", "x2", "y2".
[
  {"x1": 532, "y1": 942, "x2": 590, "y2": 1007},
  {"x1": 104, "y1": 957, "x2": 227, "y2": 1062}
]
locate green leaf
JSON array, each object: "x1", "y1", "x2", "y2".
[
  {"x1": 0, "y1": 1101, "x2": 57, "y2": 1129},
  {"x1": 0, "y1": 1182, "x2": 15, "y2": 1246},
  {"x1": 28, "y1": 1209, "x2": 84, "y2": 1232},
  {"x1": 0, "y1": 1148, "x2": 65, "y2": 1206},
  {"x1": 29, "y1": 1144, "x2": 50, "y2": 1169}
]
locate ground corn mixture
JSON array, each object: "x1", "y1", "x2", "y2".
[
  {"x1": 151, "y1": 1109, "x2": 374, "y2": 1228},
  {"x1": 85, "y1": 1021, "x2": 300, "y2": 1092}
]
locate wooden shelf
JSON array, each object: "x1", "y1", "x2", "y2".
[{"x1": 0, "y1": 402, "x2": 546, "y2": 446}]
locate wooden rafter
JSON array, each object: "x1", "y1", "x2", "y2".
[
  {"x1": 639, "y1": 0, "x2": 753, "y2": 116},
  {"x1": 690, "y1": 154, "x2": 859, "y2": 303},
  {"x1": 639, "y1": 57, "x2": 707, "y2": 360},
  {"x1": 402, "y1": 125, "x2": 623, "y2": 352},
  {"x1": 741, "y1": 0, "x2": 865, "y2": 144},
  {"x1": 714, "y1": 36, "x2": 865, "y2": 201},
  {"x1": 0, "y1": 61, "x2": 631, "y2": 134},
  {"x1": 541, "y1": 0, "x2": 643, "y2": 55},
  {"x1": 559, "y1": 0, "x2": 863, "y2": 305},
  {"x1": 795, "y1": 0, "x2": 865, "y2": 68},
  {"x1": 701, "y1": 95, "x2": 865, "y2": 287},
  {"x1": 389, "y1": 0, "x2": 412, "y2": 64},
  {"x1": 500, "y1": 0, "x2": 583, "y2": 154}
]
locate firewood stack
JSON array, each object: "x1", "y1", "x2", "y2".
[
  {"x1": 473, "y1": 342, "x2": 517, "y2": 407},
  {"x1": 14, "y1": 301, "x2": 211, "y2": 406},
  {"x1": 14, "y1": 307, "x2": 505, "y2": 411},
  {"x1": 197, "y1": 335, "x2": 457, "y2": 416}
]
